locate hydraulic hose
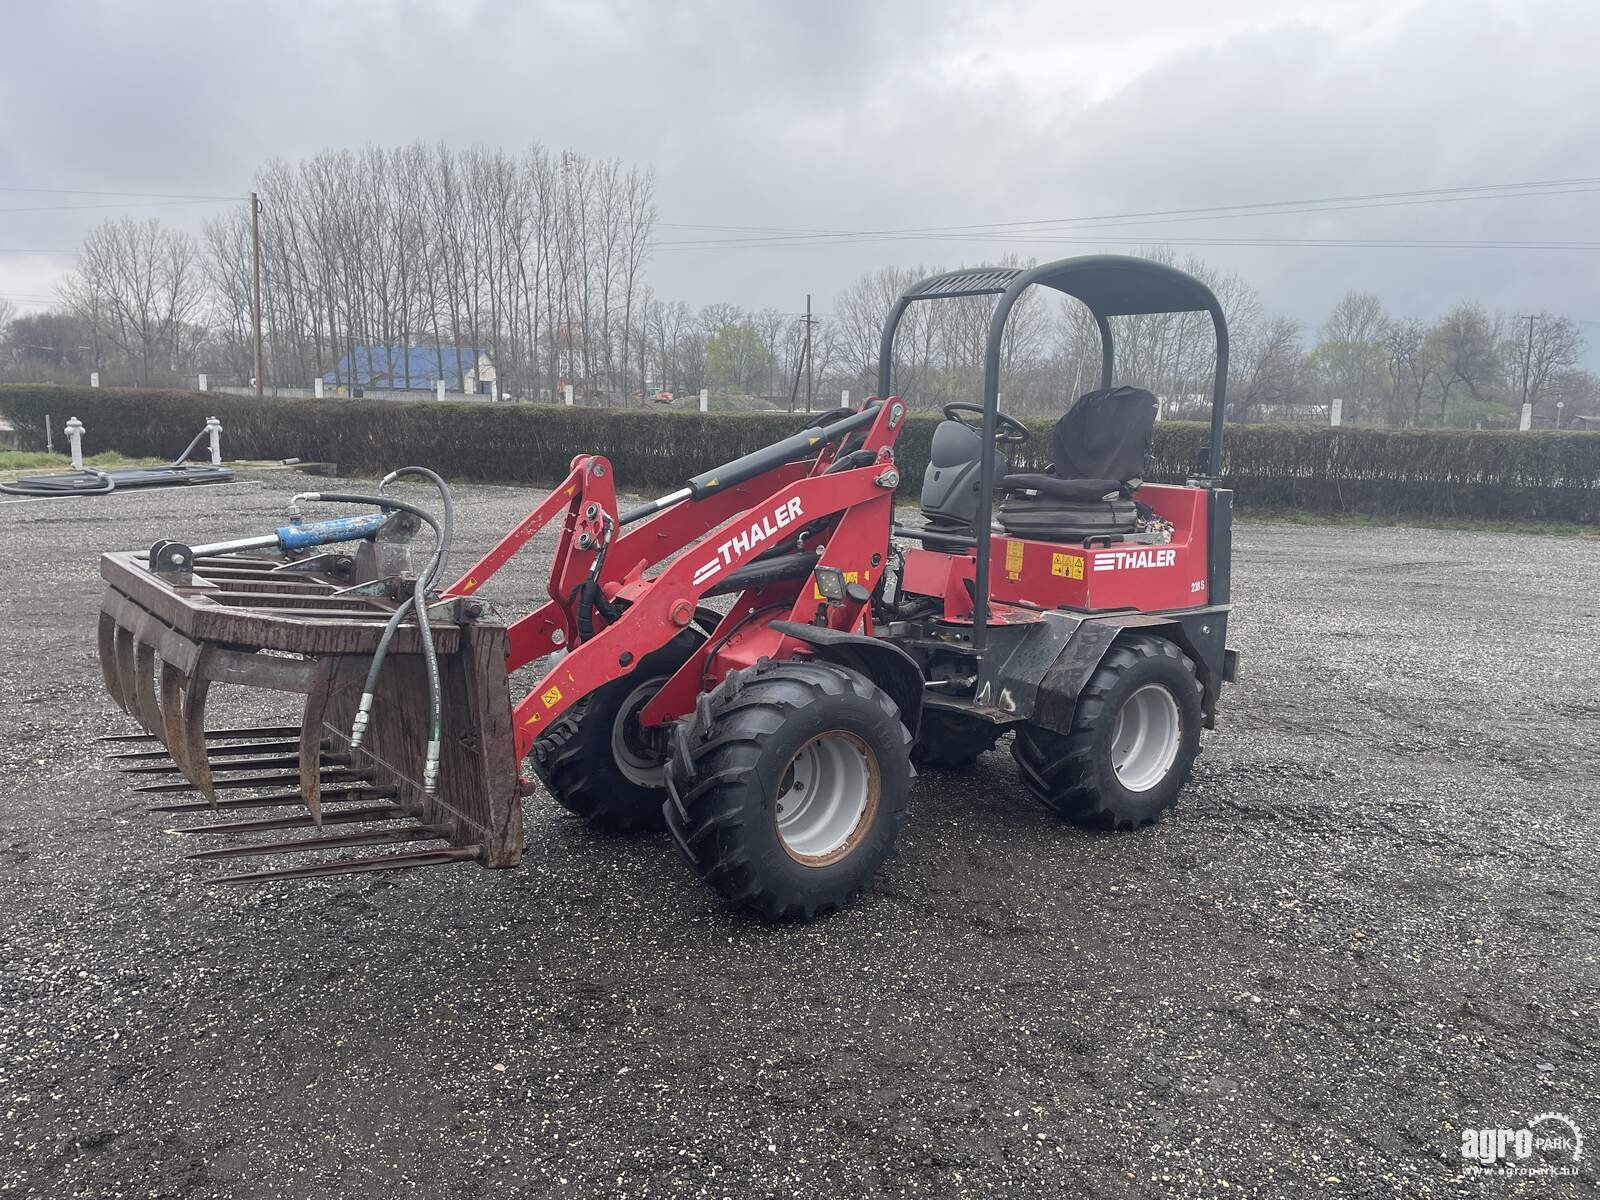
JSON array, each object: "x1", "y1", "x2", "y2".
[
  {"x1": 0, "y1": 469, "x2": 116, "y2": 497},
  {"x1": 295, "y1": 475, "x2": 453, "y2": 795}
]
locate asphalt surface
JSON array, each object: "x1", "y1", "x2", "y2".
[{"x1": 0, "y1": 472, "x2": 1594, "y2": 1198}]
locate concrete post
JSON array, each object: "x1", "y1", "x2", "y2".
[
  {"x1": 1519, "y1": 402, "x2": 1532, "y2": 431},
  {"x1": 205, "y1": 416, "x2": 223, "y2": 465},
  {"x1": 64, "y1": 417, "x2": 85, "y2": 469},
  {"x1": 314, "y1": 377, "x2": 325, "y2": 399},
  {"x1": 1330, "y1": 398, "x2": 1343, "y2": 427},
  {"x1": 197, "y1": 373, "x2": 208, "y2": 392},
  {"x1": 436, "y1": 380, "x2": 446, "y2": 403},
  {"x1": 840, "y1": 389, "x2": 850, "y2": 409},
  {"x1": 564, "y1": 384, "x2": 575, "y2": 407},
  {"x1": 699, "y1": 388, "x2": 708, "y2": 413}
]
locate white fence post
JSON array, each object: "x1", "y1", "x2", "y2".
[
  {"x1": 840, "y1": 389, "x2": 850, "y2": 409},
  {"x1": 564, "y1": 384, "x2": 575, "y2": 407},
  {"x1": 205, "y1": 416, "x2": 223, "y2": 464},
  {"x1": 64, "y1": 417, "x2": 85, "y2": 469},
  {"x1": 436, "y1": 380, "x2": 446, "y2": 403},
  {"x1": 197, "y1": 373, "x2": 208, "y2": 392},
  {"x1": 314, "y1": 377, "x2": 325, "y2": 399},
  {"x1": 699, "y1": 388, "x2": 708, "y2": 413},
  {"x1": 90, "y1": 372, "x2": 99, "y2": 389},
  {"x1": 1330, "y1": 398, "x2": 1343, "y2": 427},
  {"x1": 1519, "y1": 402, "x2": 1532, "y2": 431},
  {"x1": 45, "y1": 415, "x2": 52, "y2": 453}
]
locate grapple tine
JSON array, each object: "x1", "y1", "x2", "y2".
[
  {"x1": 210, "y1": 846, "x2": 480, "y2": 885},
  {"x1": 134, "y1": 767, "x2": 372, "y2": 794},
  {"x1": 186, "y1": 824, "x2": 445, "y2": 861},
  {"x1": 121, "y1": 752, "x2": 349, "y2": 776},
  {"x1": 158, "y1": 658, "x2": 190, "y2": 777},
  {"x1": 111, "y1": 622, "x2": 137, "y2": 718},
  {"x1": 179, "y1": 667, "x2": 217, "y2": 809},
  {"x1": 169, "y1": 804, "x2": 401, "y2": 835},
  {"x1": 147, "y1": 785, "x2": 394, "y2": 814},
  {"x1": 297, "y1": 661, "x2": 339, "y2": 829},
  {"x1": 132, "y1": 638, "x2": 163, "y2": 738},
  {"x1": 97, "y1": 608, "x2": 124, "y2": 713},
  {"x1": 111, "y1": 738, "x2": 314, "y2": 762},
  {"x1": 96, "y1": 725, "x2": 302, "y2": 746}
]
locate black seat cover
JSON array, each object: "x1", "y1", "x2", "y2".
[
  {"x1": 1049, "y1": 386, "x2": 1157, "y2": 489},
  {"x1": 997, "y1": 386, "x2": 1157, "y2": 541}
]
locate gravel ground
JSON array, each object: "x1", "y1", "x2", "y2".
[{"x1": 0, "y1": 472, "x2": 1595, "y2": 1199}]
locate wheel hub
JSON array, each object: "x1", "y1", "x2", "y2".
[
  {"x1": 610, "y1": 677, "x2": 674, "y2": 787},
  {"x1": 1109, "y1": 683, "x2": 1182, "y2": 792},
  {"x1": 774, "y1": 731, "x2": 880, "y2": 867}
]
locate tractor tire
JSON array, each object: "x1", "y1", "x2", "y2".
[
  {"x1": 911, "y1": 708, "x2": 1002, "y2": 769},
  {"x1": 1012, "y1": 634, "x2": 1202, "y2": 831},
  {"x1": 664, "y1": 659, "x2": 913, "y2": 920},
  {"x1": 531, "y1": 627, "x2": 704, "y2": 834}
]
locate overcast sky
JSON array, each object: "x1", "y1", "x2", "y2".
[{"x1": 2, "y1": 0, "x2": 1596, "y2": 347}]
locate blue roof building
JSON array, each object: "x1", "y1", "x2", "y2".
[{"x1": 323, "y1": 346, "x2": 496, "y2": 394}]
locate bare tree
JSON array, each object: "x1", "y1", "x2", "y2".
[{"x1": 61, "y1": 217, "x2": 204, "y2": 385}]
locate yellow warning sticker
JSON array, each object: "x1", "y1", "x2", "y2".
[
  {"x1": 1051, "y1": 552, "x2": 1084, "y2": 580},
  {"x1": 541, "y1": 685, "x2": 563, "y2": 708},
  {"x1": 1004, "y1": 540, "x2": 1024, "y2": 581}
]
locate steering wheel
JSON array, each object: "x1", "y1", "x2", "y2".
[{"x1": 943, "y1": 402, "x2": 1031, "y2": 445}]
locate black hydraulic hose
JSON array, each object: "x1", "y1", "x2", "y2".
[
  {"x1": 303, "y1": 482, "x2": 451, "y2": 794},
  {"x1": 0, "y1": 469, "x2": 115, "y2": 497},
  {"x1": 574, "y1": 516, "x2": 616, "y2": 643}
]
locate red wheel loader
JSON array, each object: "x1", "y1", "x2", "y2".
[{"x1": 96, "y1": 254, "x2": 1238, "y2": 920}]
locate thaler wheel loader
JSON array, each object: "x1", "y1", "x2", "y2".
[{"x1": 96, "y1": 254, "x2": 1238, "y2": 920}]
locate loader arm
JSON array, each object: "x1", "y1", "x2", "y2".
[{"x1": 513, "y1": 397, "x2": 906, "y2": 759}]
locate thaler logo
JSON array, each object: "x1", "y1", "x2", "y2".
[
  {"x1": 692, "y1": 497, "x2": 805, "y2": 585},
  {"x1": 1093, "y1": 547, "x2": 1176, "y2": 572}
]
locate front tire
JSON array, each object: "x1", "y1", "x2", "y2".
[
  {"x1": 1012, "y1": 635, "x2": 1202, "y2": 830},
  {"x1": 665, "y1": 659, "x2": 913, "y2": 920},
  {"x1": 531, "y1": 628, "x2": 703, "y2": 833}
]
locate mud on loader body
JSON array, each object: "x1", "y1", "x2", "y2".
[{"x1": 97, "y1": 254, "x2": 1239, "y2": 920}]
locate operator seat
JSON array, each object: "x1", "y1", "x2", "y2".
[
  {"x1": 917, "y1": 417, "x2": 1006, "y2": 551},
  {"x1": 997, "y1": 386, "x2": 1157, "y2": 541}
]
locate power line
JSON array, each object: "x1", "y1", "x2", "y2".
[
  {"x1": 657, "y1": 230, "x2": 1600, "y2": 254},
  {"x1": 655, "y1": 175, "x2": 1600, "y2": 250},
  {"x1": 0, "y1": 185, "x2": 243, "y2": 201},
  {"x1": 0, "y1": 198, "x2": 241, "y2": 215}
]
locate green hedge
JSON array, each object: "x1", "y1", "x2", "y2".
[{"x1": 4, "y1": 384, "x2": 1599, "y2": 522}]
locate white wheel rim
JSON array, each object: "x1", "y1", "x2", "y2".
[
  {"x1": 774, "y1": 732, "x2": 880, "y2": 866},
  {"x1": 610, "y1": 677, "x2": 672, "y2": 787},
  {"x1": 1109, "y1": 683, "x2": 1182, "y2": 792}
]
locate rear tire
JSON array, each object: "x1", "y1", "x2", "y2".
[
  {"x1": 531, "y1": 628, "x2": 703, "y2": 834},
  {"x1": 665, "y1": 659, "x2": 913, "y2": 920},
  {"x1": 911, "y1": 708, "x2": 1002, "y2": 769},
  {"x1": 1012, "y1": 635, "x2": 1202, "y2": 830}
]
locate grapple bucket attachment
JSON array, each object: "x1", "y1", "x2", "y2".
[{"x1": 96, "y1": 548, "x2": 524, "y2": 881}]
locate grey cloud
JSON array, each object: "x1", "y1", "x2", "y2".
[{"x1": 1, "y1": 0, "x2": 1595, "y2": 351}]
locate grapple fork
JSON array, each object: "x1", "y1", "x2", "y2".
[{"x1": 96, "y1": 547, "x2": 524, "y2": 881}]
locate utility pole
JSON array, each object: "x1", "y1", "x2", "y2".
[
  {"x1": 250, "y1": 192, "x2": 264, "y2": 400},
  {"x1": 803, "y1": 293, "x2": 817, "y2": 414},
  {"x1": 1516, "y1": 313, "x2": 1537, "y2": 414}
]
